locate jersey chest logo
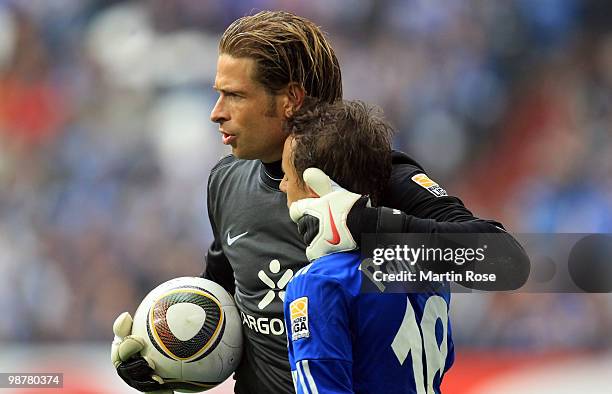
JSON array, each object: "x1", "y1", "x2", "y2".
[
  {"x1": 227, "y1": 231, "x2": 248, "y2": 246},
  {"x1": 257, "y1": 259, "x2": 294, "y2": 310}
]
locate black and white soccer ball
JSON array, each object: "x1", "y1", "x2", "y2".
[{"x1": 132, "y1": 277, "x2": 242, "y2": 392}]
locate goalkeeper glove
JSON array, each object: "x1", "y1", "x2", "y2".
[
  {"x1": 111, "y1": 312, "x2": 173, "y2": 394},
  {"x1": 289, "y1": 168, "x2": 367, "y2": 261}
]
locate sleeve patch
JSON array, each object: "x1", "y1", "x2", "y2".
[
  {"x1": 411, "y1": 173, "x2": 448, "y2": 197},
  {"x1": 290, "y1": 297, "x2": 310, "y2": 341}
]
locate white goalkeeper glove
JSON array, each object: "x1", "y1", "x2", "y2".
[
  {"x1": 289, "y1": 168, "x2": 368, "y2": 261},
  {"x1": 111, "y1": 312, "x2": 173, "y2": 394}
]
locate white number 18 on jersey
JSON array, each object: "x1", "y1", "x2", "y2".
[{"x1": 391, "y1": 296, "x2": 449, "y2": 394}]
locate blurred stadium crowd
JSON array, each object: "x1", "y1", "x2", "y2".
[{"x1": 0, "y1": 0, "x2": 611, "y2": 351}]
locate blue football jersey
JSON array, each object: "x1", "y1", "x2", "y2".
[{"x1": 284, "y1": 252, "x2": 454, "y2": 394}]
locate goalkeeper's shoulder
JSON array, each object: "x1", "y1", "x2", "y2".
[
  {"x1": 390, "y1": 150, "x2": 425, "y2": 173},
  {"x1": 209, "y1": 154, "x2": 263, "y2": 184},
  {"x1": 210, "y1": 153, "x2": 238, "y2": 175},
  {"x1": 208, "y1": 154, "x2": 245, "y2": 194}
]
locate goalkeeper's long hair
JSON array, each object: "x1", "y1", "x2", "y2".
[
  {"x1": 286, "y1": 98, "x2": 394, "y2": 206},
  {"x1": 219, "y1": 11, "x2": 342, "y2": 104}
]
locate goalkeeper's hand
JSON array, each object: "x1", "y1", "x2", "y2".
[
  {"x1": 289, "y1": 168, "x2": 369, "y2": 261},
  {"x1": 111, "y1": 312, "x2": 173, "y2": 394}
]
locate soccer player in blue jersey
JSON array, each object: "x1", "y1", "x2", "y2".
[{"x1": 280, "y1": 99, "x2": 454, "y2": 394}]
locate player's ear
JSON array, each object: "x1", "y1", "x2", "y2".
[{"x1": 283, "y1": 83, "x2": 305, "y2": 118}]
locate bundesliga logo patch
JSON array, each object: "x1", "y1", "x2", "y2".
[
  {"x1": 411, "y1": 173, "x2": 447, "y2": 197},
  {"x1": 290, "y1": 297, "x2": 309, "y2": 341}
]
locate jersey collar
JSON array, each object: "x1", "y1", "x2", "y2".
[{"x1": 260, "y1": 159, "x2": 284, "y2": 190}]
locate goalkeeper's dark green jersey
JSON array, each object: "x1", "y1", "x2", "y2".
[
  {"x1": 205, "y1": 155, "x2": 309, "y2": 393},
  {"x1": 204, "y1": 151, "x2": 516, "y2": 394}
]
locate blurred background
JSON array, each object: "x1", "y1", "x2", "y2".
[{"x1": 0, "y1": 0, "x2": 611, "y2": 393}]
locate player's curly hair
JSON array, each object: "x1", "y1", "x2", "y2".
[
  {"x1": 286, "y1": 98, "x2": 394, "y2": 206},
  {"x1": 219, "y1": 11, "x2": 342, "y2": 103}
]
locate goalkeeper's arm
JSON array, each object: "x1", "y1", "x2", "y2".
[{"x1": 291, "y1": 168, "x2": 530, "y2": 290}]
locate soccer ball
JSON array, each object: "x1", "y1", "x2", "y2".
[{"x1": 132, "y1": 277, "x2": 243, "y2": 392}]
